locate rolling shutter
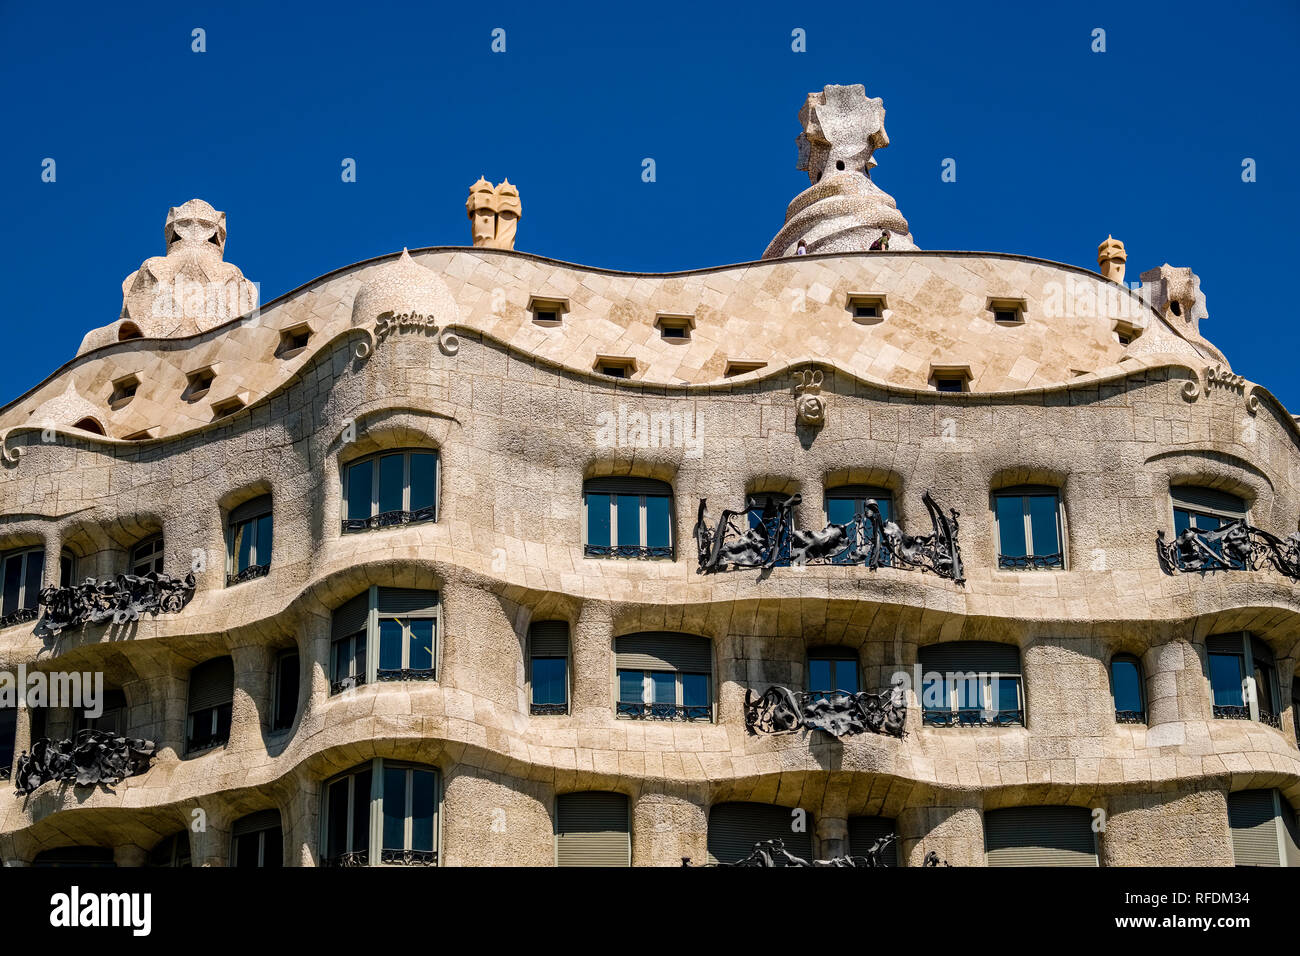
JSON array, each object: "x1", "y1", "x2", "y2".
[
  {"x1": 188, "y1": 657, "x2": 234, "y2": 713},
  {"x1": 530, "y1": 621, "x2": 569, "y2": 658},
  {"x1": 615, "y1": 632, "x2": 711, "y2": 672},
  {"x1": 229, "y1": 495, "x2": 273, "y2": 526},
  {"x1": 826, "y1": 484, "x2": 892, "y2": 501},
  {"x1": 1171, "y1": 486, "x2": 1246, "y2": 516},
  {"x1": 707, "y1": 802, "x2": 814, "y2": 865},
  {"x1": 1206, "y1": 634, "x2": 1245, "y2": 656},
  {"x1": 985, "y1": 806, "x2": 1098, "y2": 866},
  {"x1": 920, "y1": 642, "x2": 1020, "y2": 674},
  {"x1": 556, "y1": 792, "x2": 629, "y2": 867},
  {"x1": 848, "y1": 815, "x2": 899, "y2": 866},
  {"x1": 377, "y1": 587, "x2": 438, "y2": 615},
  {"x1": 32, "y1": 847, "x2": 116, "y2": 867},
  {"x1": 584, "y1": 477, "x2": 672, "y2": 497},
  {"x1": 332, "y1": 593, "x2": 370, "y2": 639},
  {"x1": 232, "y1": 809, "x2": 282, "y2": 837},
  {"x1": 1228, "y1": 790, "x2": 1282, "y2": 866}
]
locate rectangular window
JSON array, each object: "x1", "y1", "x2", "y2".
[
  {"x1": 825, "y1": 489, "x2": 892, "y2": 566},
  {"x1": 326, "y1": 761, "x2": 438, "y2": 866},
  {"x1": 1, "y1": 548, "x2": 43, "y2": 621},
  {"x1": 342, "y1": 450, "x2": 439, "y2": 532},
  {"x1": 130, "y1": 536, "x2": 164, "y2": 577},
  {"x1": 583, "y1": 482, "x2": 673, "y2": 559},
  {"x1": 616, "y1": 669, "x2": 710, "y2": 720},
  {"x1": 808, "y1": 656, "x2": 859, "y2": 698},
  {"x1": 227, "y1": 498, "x2": 273, "y2": 585},
  {"x1": 995, "y1": 490, "x2": 1064, "y2": 570},
  {"x1": 1110, "y1": 656, "x2": 1145, "y2": 722},
  {"x1": 919, "y1": 643, "x2": 1024, "y2": 727},
  {"x1": 272, "y1": 651, "x2": 299, "y2": 732},
  {"x1": 331, "y1": 588, "x2": 438, "y2": 691}
]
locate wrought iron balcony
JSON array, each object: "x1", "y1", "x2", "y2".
[
  {"x1": 377, "y1": 668, "x2": 435, "y2": 682},
  {"x1": 694, "y1": 490, "x2": 963, "y2": 583},
  {"x1": 997, "y1": 552, "x2": 1064, "y2": 570},
  {"x1": 1157, "y1": 519, "x2": 1300, "y2": 580},
  {"x1": 0, "y1": 607, "x2": 38, "y2": 629},
  {"x1": 584, "y1": 544, "x2": 674, "y2": 559},
  {"x1": 0, "y1": 764, "x2": 11, "y2": 781},
  {"x1": 379, "y1": 848, "x2": 438, "y2": 866},
  {"x1": 330, "y1": 674, "x2": 366, "y2": 695},
  {"x1": 1114, "y1": 710, "x2": 1146, "y2": 724},
  {"x1": 36, "y1": 571, "x2": 196, "y2": 636},
  {"x1": 1260, "y1": 709, "x2": 1282, "y2": 730},
  {"x1": 530, "y1": 702, "x2": 568, "y2": 716},
  {"x1": 226, "y1": 563, "x2": 270, "y2": 586},
  {"x1": 184, "y1": 734, "x2": 229, "y2": 756},
  {"x1": 13, "y1": 729, "x2": 157, "y2": 795},
  {"x1": 1213, "y1": 704, "x2": 1251, "y2": 720},
  {"x1": 321, "y1": 851, "x2": 369, "y2": 867},
  {"x1": 341, "y1": 506, "x2": 436, "y2": 534},
  {"x1": 744, "y1": 684, "x2": 907, "y2": 738},
  {"x1": 922, "y1": 708, "x2": 1024, "y2": 728},
  {"x1": 616, "y1": 701, "x2": 710, "y2": 721}
]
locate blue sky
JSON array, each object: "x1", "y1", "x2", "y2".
[{"x1": 1, "y1": 0, "x2": 1297, "y2": 407}]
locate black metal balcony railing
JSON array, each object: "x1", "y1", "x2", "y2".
[
  {"x1": 997, "y1": 552, "x2": 1064, "y2": 571},
  {"x1": 616, "y1": 701, "x2": 710, "y2": 721},
  {"x1": 1114, "y1": 710, "x2": 1146, "y2": 724},
  {"x1": 13, "y1": 729, "x2": 157, "y2": 795},
  {"x1": 922, "y1": 708, "x2": 1025, "y2": 728},
  {"x1": 36, "y1": 571, "x2": 196, "y2": 637},
  {"x1": 330, "y1": 674, "x2": 366, "y2": 695},
  {"x1": 695, "y1": 490, "x2": 964, "y2": 584},
  {"x1": 744, "y1": 684, "x2": 907, "y2": 739},
  {"x1": 322, "y1": 851, "x2": 369, "y2": 867},
  {"x1": 584, "y1": 544, "x2": 674, "y2": 560},
  {"x1": 0, "y1": 763, "x2": 11, "y2": 781},
  {"x1": 1158, "y1": 519, "x2": 1300, "y2": 581},
  {"x1": 1260, "y1": 709, "x2": 1282, "y2": 730},
  {"x1": 376, "y1": 668, "x2": 435, "y2": 682},
  {"x1": 379, "y1": 848, "x2": 438, "y2": 866},
  {"x1": 0, "y1": 606, "x2": 39, "y2": 629},
  {"x1": 341, "y1": 506, "x2": 436, "y2": 534},
  {"x1": 530, "y1": 702, "x2": 568, "y2": 716},
  {"x1": 1212, "y1": 704, "x2": 1251, "y2": 720},
  {"x1": 226, "y1": 563, "x2": 270, "y2": 586},
  {"x1": 184, "y1": 734, "x2": 229, "y2": 757}
]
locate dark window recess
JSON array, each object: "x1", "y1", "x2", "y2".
[
  {"x1": 934, "y1": 378, "x2": 964, "y2": 393},
  {"x1": 186, "y1": 656, "x2": 234, "y2": 754},
  {"x1": 272, "y1": 651, "x2": 299, "y2": 731},
  {"x1": 232, "y1": 810, "x2": 283, "y2": 868},
  {"x1": 1, "y1": 547, "x2": 44, "y2": 626},
  {"x1": 1110, "y1": 655, "x2": 1145, "y2": 723}
]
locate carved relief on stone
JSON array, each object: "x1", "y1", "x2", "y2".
[
  {"x1": 763, "y1": 84, "x2": 917, "y2": 258},
  {"x1": 466, "y1": 177, "x2": 522, "y2": 250},
  {"x1": 350, "y1": 249, "x2": 461, "y2": 358},
  {"x1": 119, "y1": 198, "x2": 259, "y2": 337},
  {"x1": 792, "y1": 368, "x2": 825, "y2": 427}
]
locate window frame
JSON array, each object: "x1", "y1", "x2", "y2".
[
  {"x1": 919, "y1": 643, "x2": 1025, "y2": 727},
  {"x1": 582, "y1": 482, "x2": 674, "y2": 560},
  {"x1": 341, "y1": 448, "x2": 440, "y2": 533},
  {"x1": 528, "y1": 622, "x2": 570, "y2": 716},
  {"x1": 615, "y1": 668, "x2": 712, "y2": 721},
  {"x1": 993, "y1": 486, "x2": 1067, "y2": 570},
  {"x1": 329, "y1": 587, "x2": 440, "y2": 694},
  {"x1": 271, "y1": 649, "x2": 300, "y2": 733},
  {"x1": 807, "y1": 646, "x2": 861, "y2": 700},
  {"x1": 1209, "y1": 633, "x2": 1280, "y2": 727},
  {"x1": 226, "y1": 500, "x2": 273, "y2": 585},
  {"x1": 321, "y1": 759, "x2": 441, "y2": 867},
  {"x1": 1, "y1": 545, "x2": 45, "y2": 622},
  {"x1": 1109, "y1": 653, "x2": 1146, "y2": 724},
  {"x1": 231, "y1": 820, "x2": 282, "y2": 867},
  {"x1": 130, "y1": 534, "x2": 165, "y2": 577},
  {"x1": 185, "y1": 657, "x2": 234, "y2": 755}
]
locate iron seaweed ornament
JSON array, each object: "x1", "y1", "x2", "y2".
[
  {"x1": 694, "y1": 836, "x2": 949, "y2": 867},
  {"x1": 1156, "y1": 519, "x2": 1300, "y2": 580},
  {"x1": 13, "y1": 730, "x2": 157, "y2": 795},
  {"x1": 694, "y1": 490, "x2": 964, "y2": 583},
  {"x1": 745, "y1": 682, "x2": 907, "y2": 738},
  {"x1": 36, "y1": 570, "x2": 197, "y2": 636}
]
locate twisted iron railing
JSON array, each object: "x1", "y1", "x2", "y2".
[
  {"x1": 1157, "y1": 519, "x2": 1300, "y2": 580},
  {"x1": 744, "y1": 684, "x2": 907, "y2": 738},
  {"x1": 616, "y1": 701, "x2": 710, "y2": 721},
  {"x1": 342, "y1": 505, "x2": 436, "y2": 534},
  {"x1": 226, "y1": 563, "x2": 270, "y2": 586},
  {"x1": 36, "y1": 571, "x2": 196, "y2": 636},
  {"x1": 13, "y1": 729, "x2": 157, "y2": 795}
]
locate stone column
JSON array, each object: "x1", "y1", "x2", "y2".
[
  {"x1": 1100, "y1": 788, "x2": 1233, "y2": 866},
  {"x1": 631, "y1": 788, "x2": 707, "y2": 867},
  {"x1": 188, "y1": 803, "x2": 232, "y2": 867},
  {"x1": 229, "y1": 643, "x2": 272, "y2": 751},
  {"x1": 572, "y1": 601, "x2": 614, "y2": 722},
  {"x1": 898, "y1": 800, "x2": 984, "y2": 866},
  {"x1": 282, "y1": 778, "x2": 318, "y2": 867},
  {"x1": 1145, "y1": 638, "x2": 1207, "y2": 731},
  {"x1": 132, "y1": 672, "x2": 191, "y2": 758},
  {"x1": 815, "y1": 816, "x2": 848, "y2": 860}
]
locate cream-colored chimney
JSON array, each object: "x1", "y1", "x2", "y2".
[{"x1": 1098, "y1": 235, "x2": 1127, "y2": 283}]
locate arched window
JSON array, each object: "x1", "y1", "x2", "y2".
[
  {"x1": 614, "y1": 632, "x2": 711, "y2": 721},
  {"x1": 342, "y1": 449, "x2": 438, "y2": 533},
  {"x1": 1228, "y1": 789, "x2": 1300, "y2": 867},
  {"x1": 73, "y1": 417, "x2": 105, "y2": 435},
  {"x1": 985, "y1": 806, "x2": 1098, "y2": 866},
  {"x1": 1172, "y1": 487, "x2": 1248, "y2": 568},
  {"x1": 919, "y1": 642, "x2": 1024, "y2": 727},
  {"x1": 807, "y1": 646, "x2": 859, "y2": 699},
  {"x1": 232, "y1": 809, "x2": 283, "y2": 867},
  {"x1": 322, "y1": 761, "x2": 439, "y2": 866},
  {"x1": 993, "y1": 485, "x2": 1065, "y2": 570},
  {"x1": 583, "y1": 477, "x2": 673, "y2": 559},
  {"x1": 329, "y1": 587, "x2": 439, "y2": 694},
  {"x1": 1207, "y1": 633, "x2": 1280, "y2": 727},
  {"x1": 707, "y1": 802, "x2": 813, "y2": 865},
  {"x1": 825, "y1": 484, "x2": 893, "y2": 565},
  {"x1": 272, "y1": 649, "x2": 299, "y2": 732},
  {"x1": 186, "y1": 656, "x2": 234, "y2": 755},
  {"x1": 1110, "y1": 654, "x2": 1145, "y2": 724},
  {"x1": 529, "y1": 620, "x2": 570, "y2": 715},
  {"x1": 555, "y1": 792, "x2": 630, "y2": 867}
]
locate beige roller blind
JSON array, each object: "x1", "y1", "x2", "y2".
[
  {"x1": 332, "y1": 593, "x2": 370, "y2": 639},
  {"x1": 530, "y1": 620, "x2": 569, "y2": 658},
  {"x1": 377, "y1": 587, "x2": 438, "y2": 615},
  {"x1": 985, "y1": 806, "x2": 1098, "y2": 866},
  {"x1": 707, "y1": 802, "x2": 813, "y2": 865},
  {"x1": 615, "y1": 632, "x2": 711, "y2": 672},
  {"x1": 188, "y1": 657, "x2": 234, "y2": 713},
  {"x1": 1228, "y1": 790, "x2": 1282, "y2": 866},
  {"x1": 556, "y1": 792, "x2": 629, "y2": 867}
]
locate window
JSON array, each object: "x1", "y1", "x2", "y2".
[
  {"x1": 528, "y1": 296, "x2": 568, "y2": 325},
  {"x1": 129, "y1": 535, "x2": 164, "y2": 577},
  {"x1": 846, "y1": 293, "x2": 887, "y2": 322},
  {"x1": 988, "y1": 298, "x2": 1026, "y2": 325},
  {"x1": 614, "y1": 632, "x2": 711, "y2": 721},
  {"x1": 1110, "y1": 654, "x2": 1145, "y2": 724},
  {"x1": 529, "y1": 620, "x2": 569, "y2": 715},
  {"x1": 186, "y1": 656, "x2": 234, "y2": 754},
  {"x1": 232, "y1": 810, "x2": 283, "y2": 867},
  {"x1": 1114, "y1": 320, "x2": 1141, "y2": 346},
  {"x1": 556, "y1": 792, "x2": 629, "y2": 867},
  {"x1": 75, "y1": 689, "x2": 127, "y2": 735},
  {"x1": 919, "y1": 642, "x2": 1024, "y2": 727},
  {"x1": 109, "y1": 374, "x2": 140, "y2": 410},
  {"x1": 342, "y1": 449, "x2": 438, "y2": 532},
  {"x1": 707, "y1": 802, "x2": 813, "y2": 865},
  {"x1": 33, "y1": 847, "x2": 116, "y2": 868},
  {"x1": 808, "y1": 647, "x2": 859, "y2": 700},
  {"x1": 985, "y1": 807, "x2": 1098, "y2": 866},
  {"x1": 930, "y1": 365, "x2": 971, "y2": 393},
  {"x1": 825, "y1": 484, "x2": 893, "y2": 565},
  {"x1": 1, "y1": 546, "x2": 44, "y2": 625},
  {"x1": 148, "y1": 832, "x2": 191, "y2": 867},
  {"x1": 117, "y1": 322, "x2": 142, "y2": 342},
  {"x1": 655, "y1": 313, "x2": 695, "y2": 340},
  {"x1": 0, "y1": 705, "x2": 14, "y2": 780},
  {"x1": 330, "y1": 587, "x2": 439, "y2": 694},
  {"x1": 744, "y1": 492, "x2": 793, "y2": 567},
  {"x1": 227, "y1": 495, "x2": 272, "y2": 585},
  {"x1": 1208, "y1": 633, "x2": 1280, "y2": 727},
  {"x1": 323, "y1": 761, "x2": 439, "y2": 866},
  {"x1": 583, "y1": 477, "x2": 673, "y2": 559},
  {"x1": 995, "y1": 486, "x2": 1065, "y2": 570},
  {"x1": 59, "y1": 549, "x2": 75, "y2": 587},
  {"x1": 724, "y1": 360, "x2": 767, "y2": 377},
  {"x1": 211, "y1": 395, "x2": 246, "y2": 419},
  {"x1": 1171, "y1": 487, "x2": 1248, "y2": 567},
  {"x1": 276, "y1": 322, "x2": 312, "y2": 358},
  {"x1": 848, "y1": 815, "x2": 900, "y2": 866},
  {"x1": 594, "y1": 355, "x2": 636, "y2": 378},
  {"x1": 183, "y1": 366, "x2": 216, "y2": 401},
  {"x1": 1228, "y1": 790, "x2": 1300, "y2": 867},
  {"x1": 272, "y1": 650, "x2": 299, "y2": 732},
  {"x1": 73, "y1": 417, "x2": 105, "y2": 434}
]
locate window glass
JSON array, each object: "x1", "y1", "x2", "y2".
[
  {"x1": 409, "y1": 453, "x2": 436, "y2": 513},
  {"x1": 23, "y1": 552, "x2": 42, "y2": 608},
  {"x1": 1254, "y1": 662, "x2": 1277, "y2": 715},
  {"x1": 234, "y1": 832, "x2": 261, "y2": 867},
  {"x1": 834, "y1": 660, "x2": 859, "y2": 694},
  {"x1": 954, "y1": 674, "x2": 983, "y2": 711},
  {"x1": 411, "y1": 770, "x2": 436, "y2": 852},
  {"x1": 0, "y1": 707, "x2": 16, "y2": 768},
  {"x1": 352, "y1": 768, "x2": 372, "y2": 855},
  {"x1": 618, "y1": 670, "x2": 643, "y2": 704},
  {"x1": 651, "y1": 671, "x2": 675, "y2": 705},
  {"x1": 236, "y1": 522, "x2": 254, "y2": 571},
  {"x1": 1209, "y1": 653, "x2": 1245, "y2": 707},
  {"x1": 408, "y1": 619, "x2": 434, "y2": 670},
  {"x1": 1027, "y1": 495, "x2": 1061, "y2": 557},
  {"x1": 995, "y1": 496, "x2": 1027, "y2": 558},
  {"x1": 532, "y1": 658, "x2": 566, "y2": 705},
  {"x1": 809, "y1": 659, "x2": 832, "y2": 694},
  {"x1": 996, "y1": 676, "x2": 1020, "y2": 713},
  {"x1": 586, "y1": 493, "x2": 611, "y2": 548},
  {"x1": 378, "y1": 619, "x2": 403, "y2": 671},
  {"x1": 3, "y1": 555, "x2": 23, "y2": 615},
  {"x1": 346, "y1": 459, "x2": 373, "y2": 519},
  {"x1": 378, "y1": 454, "x2": 405, "y2": 514},
  {"x1": 275, "y1": 654, "x2": 299, "y2": 730},
  {"x1": 382, "y1": 767, "x2": 406, "y2": 850},
  {"x1": 616, "y1": 494, "x2": 641, "y2": 547},
  {"x1": 682, "y1": 673, "x2": 709, "y2": 709},
  {"x1": 825, "y1": 497, "x2": 856, "y2": 527},
  {"x1": 645, "y1": 495, "x2": 671, "y2": 549},
  {"x1": 255, "y1": 514, "x2": 273, "y2": 564},
  {"x1": 1111, "y1": 659, "x2": 1143, "y2": 713}
]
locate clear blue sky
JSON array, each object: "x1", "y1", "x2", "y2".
[{"x1": 1, "y1": 0, "x2": 1296, "y2": 407}]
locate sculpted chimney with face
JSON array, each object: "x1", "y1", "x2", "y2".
[
  {"x1": 466, "y1": 177, "x2": 522, "y2": 250},
  {"x1": 1098, "y1": 235, "x2": 1127, "y2": 283}
]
